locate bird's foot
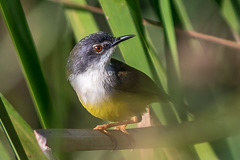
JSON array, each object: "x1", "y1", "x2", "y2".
[
  {"x1": 114, "y1": 124, "x2": 128, "y2": 133},
  {"x1": 94, "y1": 124, "x2": 118, "y2": 150},
  {"x1": 114, "y1": 125, "x2": 135, "y2": 151},
  {"x1": 94, "y1": 124, "x2": 110, "y2": 130},
  {"x1": 93, "y1": 116, "x2": 141, "y2": 151}
]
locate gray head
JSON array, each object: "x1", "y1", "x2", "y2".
[{"x1": 66, "y1": 31, "x2": 135, "y2": 77}]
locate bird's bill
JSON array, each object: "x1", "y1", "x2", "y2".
[{"x1": 112, "y1": 34, "x2": 136, "y2": 47}]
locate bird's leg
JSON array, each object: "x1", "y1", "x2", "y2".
[
  {"x1": 113, "y1": 116, "x2": 141, "y2": 130},
  {"x1": 93, "y1": 124, "x2": 118, "y2": 150},
  {"x1": 94, "y1": 116, "x2": 142, "y2": 150},
  {"x1": 114, "y1": 116, "x2": 142, "y2": 150},
  {"x1": 94, "y1": 115, "x2": 142, "y2": 130}
]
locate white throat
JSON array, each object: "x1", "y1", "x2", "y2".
[{"x1": 70, "y1": 67, "x2": 109, "y2": 106}]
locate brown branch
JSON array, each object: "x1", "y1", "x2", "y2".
[
  {"x1": 49, "y1": 0, "x2": 103, "y2": 14},
  {"x1": 48, "y1": 0, "x2": 240, "y2": 50},
  {"x1": 176, "y1": 28, "x2": 240, "y2": 50},
  {"x1": 143, "y1": 19, "x2": 240, "y2": 50},
  {"x1": 35, "y1": 111, "x2": 240, "y2": 152}
]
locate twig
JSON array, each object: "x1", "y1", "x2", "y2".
[
  {"x1": 49, "y1": 0, "x2": 103, "y2": 14},
  {"x1": 143, "y1": 19, "x2": 240, "y2": 50},
  {"x1": 48, "y1": 0, "x2": 240, "y2": 50},
  {"x1": 35, "y1": 111, "x2": 240, "y2": 152}
]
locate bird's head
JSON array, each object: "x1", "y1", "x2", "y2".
[{"x1": 67, "y1": 32, "x2": 135, "y2": 76}]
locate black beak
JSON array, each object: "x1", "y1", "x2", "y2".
[{"x1": 112, "y1": 34, "x2": 135, "y2": 47}]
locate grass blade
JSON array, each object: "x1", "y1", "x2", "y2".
[
  {"x1": 64, "y1": 0, "x2": 99, "y2": 40},
  {"x1": 159, "y1": 0, "x2": 180, "y2": 79},
  {"x1": 194, "y1": 143, "x2": 218, "y2": 160},
  {"x1": 172, "y1": 0, "x2": 203, "y2": 54},
  {"x1": 0, "y1": 138, "x2": 12, "y2": 160},
  {"x1": 172, "y1": 0, "x2": 193, "y2": 30},
  {"x1": 0, "y1": 93, "x2": 47, "y2": 160},
  {"x1": 0, "y1": 95, "x2": 29, "y2": 160},
  {"x1": 0, "y1": 0, "x2": 54, "y2": 128},
  {"x1": 221, "y1": 0, "x2": 240, "y2": 35}
]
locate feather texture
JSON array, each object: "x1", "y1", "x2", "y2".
[{"x1": 110, "y1": 58, "x2": 169, "y2": 102}]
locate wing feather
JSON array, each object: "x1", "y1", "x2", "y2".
[{"x1": 110, "y1": 58, "x2": 169, "y2": 102}]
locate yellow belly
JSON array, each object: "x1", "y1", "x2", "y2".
[{"x1": 78, "y1": 91, "x2": 158, "y2": 122}]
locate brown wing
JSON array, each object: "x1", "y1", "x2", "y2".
[{"x1": 110, "y1": 58, "x2": 169, "y2": 102}]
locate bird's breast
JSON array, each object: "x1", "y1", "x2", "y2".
[{"x1": 70, "y1": 69, "x2": 111, "y2": 107}]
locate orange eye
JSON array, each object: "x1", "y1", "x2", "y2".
[{"x1": 94, "y1": 45, "x2": 103, "y2": 53}]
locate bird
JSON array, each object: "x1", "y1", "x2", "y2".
[{"x1": 66, "y1": 31, "x2": 169, "y2": 134}]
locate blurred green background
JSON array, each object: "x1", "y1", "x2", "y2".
[{"x1": 1, "y1": 0, "x2": 240, "y2": 159}]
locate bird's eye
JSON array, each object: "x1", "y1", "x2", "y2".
[{"x1": 94, "y1": 45, "x2": 103, "y2": 53}]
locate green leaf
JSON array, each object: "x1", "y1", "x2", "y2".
[
  {"x1": 221, "y1": 0, "x2": 240, "y2": 35},
  {"x1": 159, "y1": 0, "x2": 180, "y2": 79},
  {"x1": 0, "y1": 96, "x2": 28, "y2": 160},
  {"x1": 0, "y1": 94, "x2": 47, "y2": 160},
  {"x1": 171, "y1": 0, "x2": 203, "y2": 54},
  {"x1": 194, "y1": 143, "x2": 218, "y2": 160},
  {"x1": 0, "y1": 0, "x2": 54, "y2": 128},
  {"x1": 64, "y1": 0, "x2": 99, "y2": 40},
  {"x1": 172, "y1": 0, "x2": 193, "y2": 30},
  {"x1": 0, "y1": 137, "x2": 12, "y2": 160}
]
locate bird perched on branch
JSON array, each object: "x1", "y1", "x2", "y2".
[{"x1": 66, "y1": 32, "x2": 169, "y2": 135}]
